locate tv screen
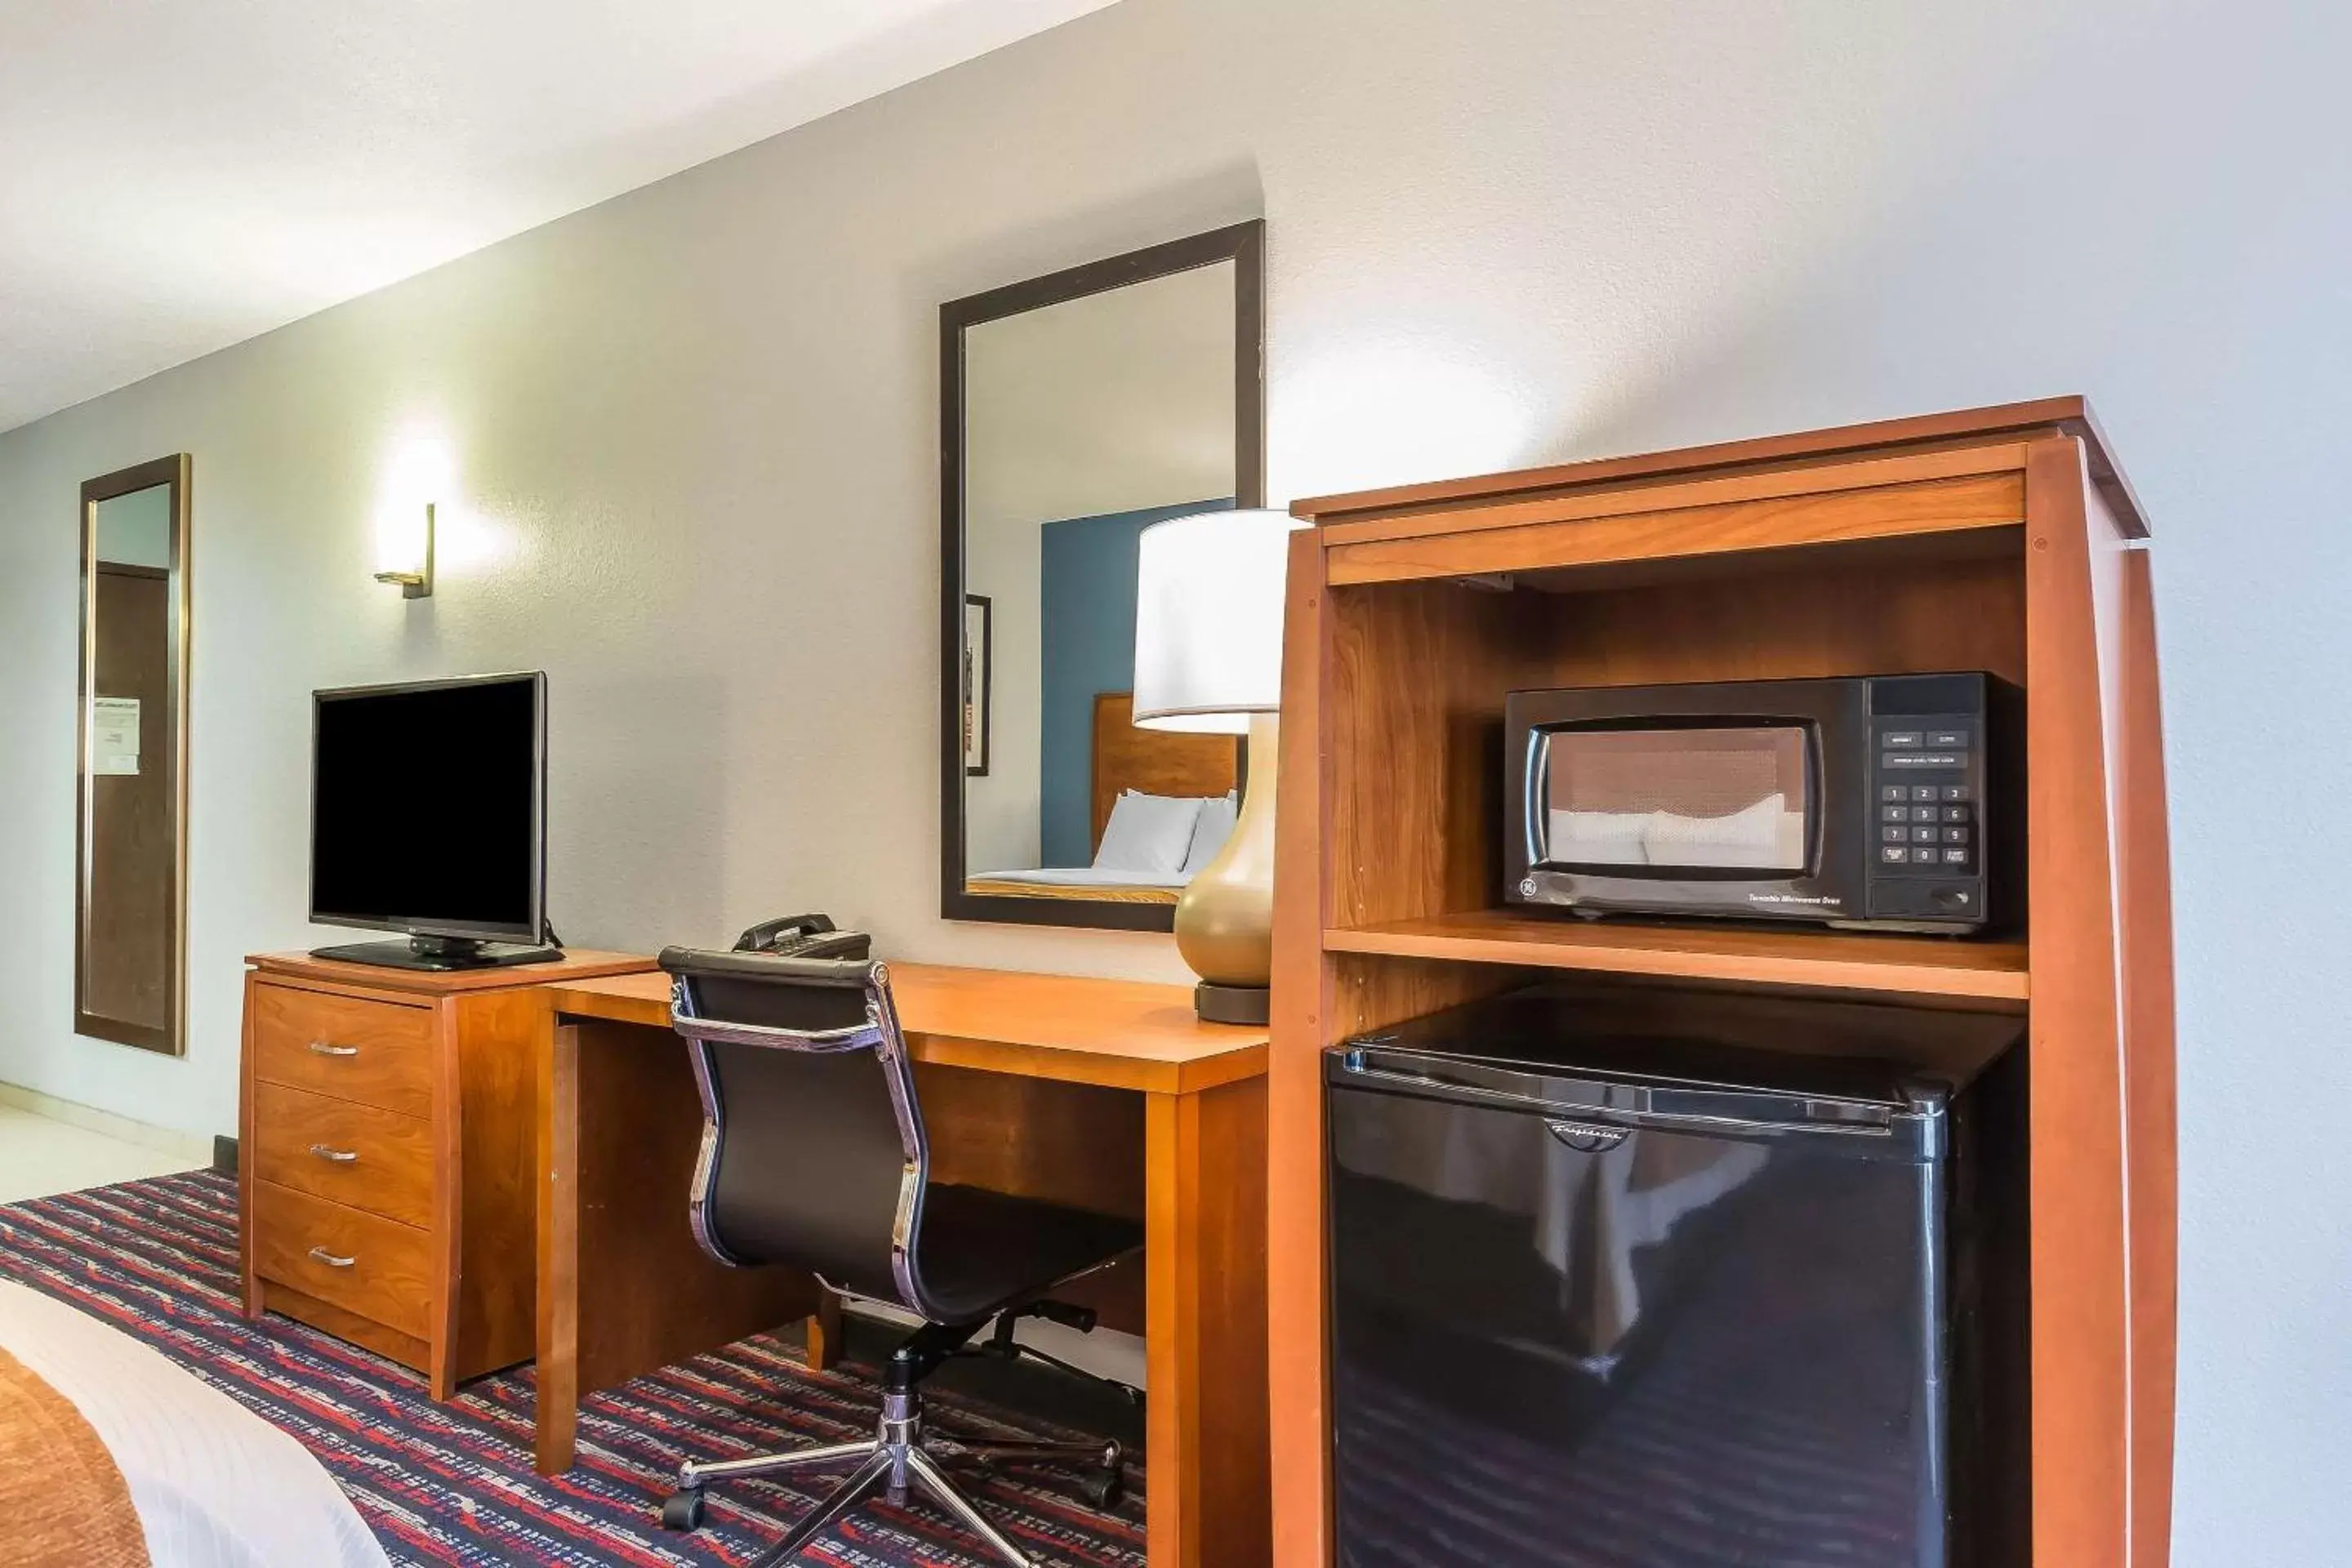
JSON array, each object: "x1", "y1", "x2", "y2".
[{"x1": 310, "y1": 673, "x2": 546, "y2": 942}]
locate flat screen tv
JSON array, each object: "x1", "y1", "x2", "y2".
[{"x1": 308, "y1": 671, "x2": 555, "y2": 969}]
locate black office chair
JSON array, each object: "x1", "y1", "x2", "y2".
[{"x1": 653, "y1": 945, "x2": 1143, "y2": 1568}]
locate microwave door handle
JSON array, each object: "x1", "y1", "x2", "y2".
[
  {"x1": 1810, "y1": 719, "x2": 1832, "y2": 874},
  {"x1": 1526, "y1": 733, "x2": 1551, "y2": 865}
]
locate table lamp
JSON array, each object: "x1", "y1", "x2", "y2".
[{"x1": 1132, "y1": 508, "x2": 1301, "y2": 1024}]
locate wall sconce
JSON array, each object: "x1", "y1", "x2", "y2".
[{"x1": 374, "y1": 503, "x2": 435, "y2": 599}]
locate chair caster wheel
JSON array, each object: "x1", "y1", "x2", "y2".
[
  {"x1": 660, "y1": 1488, "x2": 707, "y2": 1531},
  {"x1": 1081, "y1": 1468, "x2": 1125, "y2": 1511}
]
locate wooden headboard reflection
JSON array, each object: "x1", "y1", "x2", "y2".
[{"x1": 1090, "y1": 692, "x2": 1239, "y2": 852}]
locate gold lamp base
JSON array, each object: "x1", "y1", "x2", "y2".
[{"x1": 1174, "y1": 712, "x2": 1278, "y2": 1024}]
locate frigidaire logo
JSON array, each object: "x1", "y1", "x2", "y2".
[{"x1": 1546, "y1": 1120, "x2": 1629, "y2": 1152}]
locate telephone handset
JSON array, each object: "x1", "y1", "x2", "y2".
[{"x1": 730, "y1": 912, "x2": 873, "y2": 961}]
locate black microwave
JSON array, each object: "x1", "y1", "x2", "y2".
[{"x1": 1504, "y1": 673, "x2": 2020, "y2": 934}]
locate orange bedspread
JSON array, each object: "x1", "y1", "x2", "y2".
[{"x1": 0, "y1": 1342, "x2": 150, "y2": 1568}]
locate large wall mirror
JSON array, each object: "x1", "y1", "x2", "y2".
[
  {"x1": 941, "y1": 221, "x2": 1264, "y2": 930},
  {"x1": 78, "y1": 455, "x2": 192, "y2": 1054}
]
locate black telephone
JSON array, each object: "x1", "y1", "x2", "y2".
[{"x1": 729, "y1": 912, "x2": 873, "y2": 961}]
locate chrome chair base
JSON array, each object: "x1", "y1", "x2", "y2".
[{"x1": 662, "y1": 1383, "x2": 1123, "y2": 1568}]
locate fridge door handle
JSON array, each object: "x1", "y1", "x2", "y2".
[
  {"x1": 1339, "y1": 1059, "x2": 1894, "y2": 1141},
  {"x1": 1339, "y1": 1060, "x2": 1564, "y2": 1113}
]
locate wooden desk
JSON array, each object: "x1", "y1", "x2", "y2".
[{"x1": 536, "y1": 961, "x2": 1271, "y2": 1568}]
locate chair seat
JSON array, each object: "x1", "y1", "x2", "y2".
[{"x1": 911, "y1": 1184, "x2": 1143, "y2": 1325}]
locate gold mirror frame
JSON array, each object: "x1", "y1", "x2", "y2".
[{"x1": 76, "y1": 454, "x2": 192, "y2": 1055}]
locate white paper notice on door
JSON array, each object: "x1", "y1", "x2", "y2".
[{"x1": 91, "y1": 697, "x2": 140, "y2": 776}]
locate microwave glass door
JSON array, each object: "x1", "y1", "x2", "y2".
[{"x1": 1539, "y1": 724, "x2": 1814, "y2": 875}]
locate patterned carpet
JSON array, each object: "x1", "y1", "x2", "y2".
[{"x1": 0, "y1": 1172, "x2": 1147, "y2": 1567}]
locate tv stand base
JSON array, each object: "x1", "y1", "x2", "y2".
[{"x1": 310, "y1": 935, "x2": 564, "y2": 972}]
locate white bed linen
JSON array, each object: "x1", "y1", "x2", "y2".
[
  {"x1": 0, "y1": 1281, "x2": 388, "y2": 1568},
  {"x1": 1093, "y1": 790, "x2": 1205, "y2": 874},
  {"x1": 1548, "y1": 794, "x2": 1806, "y2": 871},
  {"x1": 1181, "y1": 792, "x2": 1240, "y2": 875},
  {"x1": 1645, "y1": 792, "x2": 1806, "y2": 870},
  {"x1": 1547, "y1": 808, "x2": 1654, "y2": 864}
]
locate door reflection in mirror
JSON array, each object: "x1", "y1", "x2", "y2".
[{"x1": 78, "y1": 458, "x2": 190, "y2": 1054}]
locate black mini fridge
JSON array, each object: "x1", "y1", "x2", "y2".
[{"x1": 1325, "y1": 984, "x2": 2025, "y2": 1568}]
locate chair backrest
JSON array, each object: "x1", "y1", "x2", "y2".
[{"x1": 658, "y1": 947, "x2": 927, "y2": 1311}]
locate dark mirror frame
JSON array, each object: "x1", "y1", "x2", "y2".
[
  {"x1": 77, "y1": 453, "x2": 193, "y2": 1055},
  {"x1": 939, "y1": 220, "x2": 1265, "y2": 931}
]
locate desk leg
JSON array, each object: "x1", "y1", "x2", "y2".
[
  {"x1": 805, "y1": 1289, "x2": 844, "y2": 1373},
  {"x1": 1146, "y1": 1076, "x2": 1270, "y2": 1568},
  {"x1": 535, "y1": 1016, "x2": 821, "y2": 1477},
  {"x1": 537, "y1": 1021, "x2": 582, "y2": 1475}
]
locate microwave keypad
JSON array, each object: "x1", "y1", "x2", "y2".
[{"x1": 1872, "y1": 718, "x2": 1976, "y2": 871}]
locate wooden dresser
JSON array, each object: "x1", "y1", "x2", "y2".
[{"x1": 238, "y1": 949, "x2": 653, "y2": 1396}]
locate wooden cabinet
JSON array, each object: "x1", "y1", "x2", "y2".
[
  {"x1": 239, "y1": 950, "x2": 653, "y2": 1397},
  {"x1": 1270, "y1": 400, "x2": 2176, "y2": 1568}
]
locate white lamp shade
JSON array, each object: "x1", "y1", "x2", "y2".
[{"x1": 1132, "y1": 508, "x2": 1303, "y2": 734}]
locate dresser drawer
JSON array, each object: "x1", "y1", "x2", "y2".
[
  {"x1": 251, "y1": 1081, "x2": 434, "y2": 1230},
  {"x1": 250, "y1": 983, "x2": 435, "y2": 1118},
  {"x1": 250, "y1": 1180, "x2": 432, "y2": 1341}
]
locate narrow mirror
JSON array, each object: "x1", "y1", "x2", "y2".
[
  {"x1": 78, "y1": 455, "x2": 191, "y2": 1054},
  {"x1": 941, "y1": 221, "x2": 1264, "y2": 931}
]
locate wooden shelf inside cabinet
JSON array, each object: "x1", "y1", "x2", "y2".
[{"x1": 1324, "y1": 911, "x2": 2029, "y2": 1002}]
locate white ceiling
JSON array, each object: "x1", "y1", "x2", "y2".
[{"x1": 0, "y1": 0, "x2": 1117, "y2": 435}]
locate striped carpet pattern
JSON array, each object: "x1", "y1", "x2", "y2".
[{"x1": 0, "y1": 1172, "x2": 1146, "y2": 1568}]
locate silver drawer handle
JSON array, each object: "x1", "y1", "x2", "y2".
[
  {"x1": 307, "y1": 1041, "x2": 359, "y2": 1058},
  {"x1": 306, "y1": 1246, "x2": 355, "y2": 1269},
  {"x1": 308, "y1": 1144, "x2": 359, "y2": 1165}
]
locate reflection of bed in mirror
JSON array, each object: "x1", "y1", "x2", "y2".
[{"x1": 967, "y1": 692, "x2": 1237, "y2": 903}]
